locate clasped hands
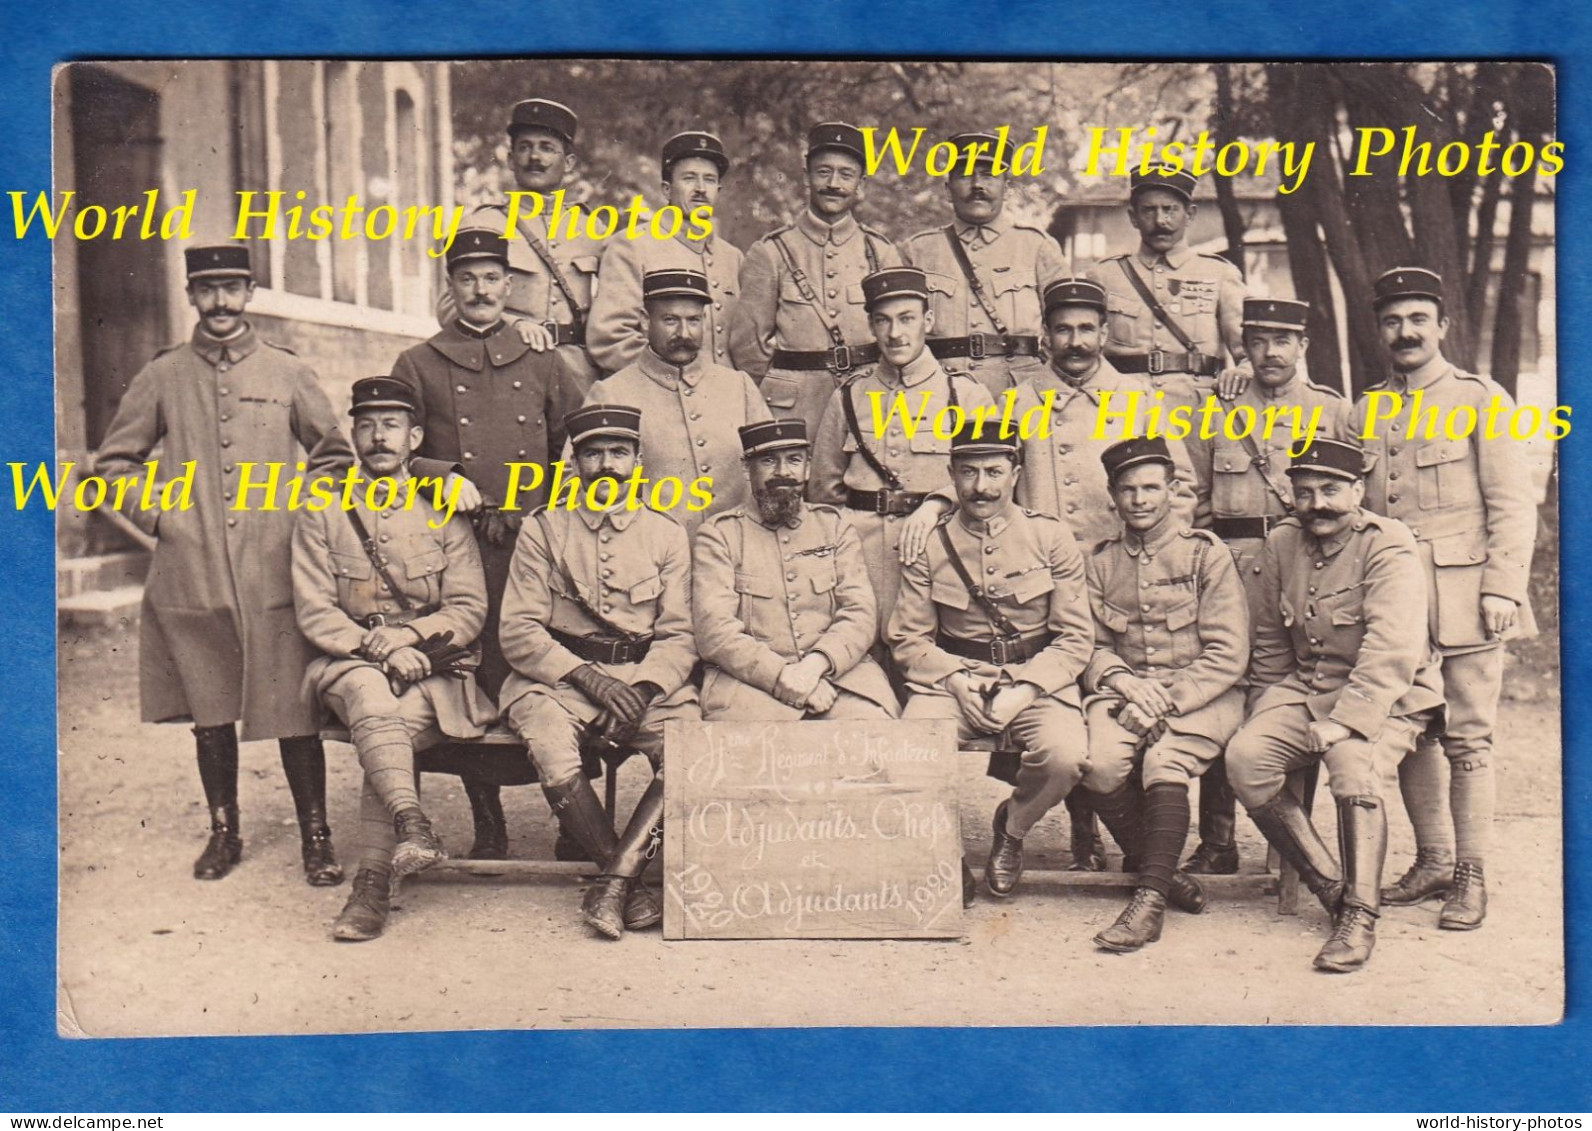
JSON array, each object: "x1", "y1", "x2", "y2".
[
  {"x1": 946, "y1": 670, "x2": 1040, "y2": 734},
  {"x1": 773, "y1": 653, "x2": 838, "y2": 714},
  {"x1": 568, "y1": 663, "x2": 661, "y2": 744}
]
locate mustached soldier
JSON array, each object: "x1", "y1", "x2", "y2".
[
  {"x1": 693, "y1": 419, "x2": 899, "y2": 722},
  {"x1": 499, "y1": 405, "x2": 700, "y2": 939},
  {"x1": 291, "y1": 378, "x2": 496, "y2": 941},
  {"x1": 1227, "y1": 438, "x2": 1444, "y2": 972},
  {"x1": 1082, "y1": 438, "x2": 1249, "y2": 952}
]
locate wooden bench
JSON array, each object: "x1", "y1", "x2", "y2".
[{"x1": 320, "y1": 727, "x2": 1308, "y2": 909}]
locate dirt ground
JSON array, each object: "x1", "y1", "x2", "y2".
[{"x1": 55, "y1": 620, "x2": 1564, "y2": 1036}]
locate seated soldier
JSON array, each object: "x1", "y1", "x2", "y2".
[
  {"x1": 693, "y1": 419, "x2": 899, "y2": 722},
  {"x1": 1081, "y1": 438, "x2": 1250, "y2": 952},
  {"x1": 1227, "y1": 438, "x2": 1444, "y2": 972},
  {"x1": 885, "y1": 417, "x2": 1094, "y2": 902},
  {"x1": 498, "y1": 405, "x2": 701, "y2": 939},
  {"x1": 291, "y1": 377, "x2": 497, "y2": 941}
]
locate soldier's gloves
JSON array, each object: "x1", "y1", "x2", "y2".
[
  {"x1": 384, "y1": 645, "x2": 431, "y2": 691},
  {"x1": 413, "y1": 631, "x2": 474, "y2": 680},
  {"x1": 568, "y1": 664, "x2": 648, "y2": 722},
  {"x1": 471, "y1": 495, "x2": 513, "y2": 546}
]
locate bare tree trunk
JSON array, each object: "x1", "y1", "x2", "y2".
[
  {"x1": 1211, "y1": 64, "x2": 1248, "y2": 275},
  {"x1": 1492, "y1": 64, "x2": 1553, "y2": 397}
]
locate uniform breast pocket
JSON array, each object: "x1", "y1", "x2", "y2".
[
  {"x1": 1106, "y1": 294, "x2": 1145, "y2": 348},
  {"x1": 908, "y1": 429, "x2": 951, "y2": 455},
  {"x1": 1212, "y1": 451, "x2": 1258, "y2": 511},
  {"x1": 762, "y1": 373, "x2": 801, "y2": 411},
  {"x1": 733, "y1": 570, "x2": 778, "y2": 616},
  {"x1": 329, "y1": 549, "x2": 374, "y2": 606},
  {"x1": 992, "y1": 272, "x2": 1038, "y2": 324},
  {"x1": 844, "y1": 282, "x2": 868, "y2": 308},
  {"x1": 405, "y1": 544, "x2": 448, "y2": 606},
  {"x1": 1092, "y1": 598, "x2": 1131, "y2": 635},
  {"x1": 1414, "y1": 440, "x2": 1472, "y2": 509},
  {"x1": 1319, "y1": 587, "x2": 1366, "y2": 627},
  {"x1": 620, "y1": 573, "x2": 664, "y2": 611},
  {"x1": 1164, "y1": 597, "x2": 1202, "y2": 664},
  {"x1": 778, "y1": 275, "x2": 817, "y2": 309},
  {"x1": 930, "y1": 574, "x2": 973, "y2": 612},
  {"x1": 1007, "y1": 566, "x2": 1053, "y2": 609}
]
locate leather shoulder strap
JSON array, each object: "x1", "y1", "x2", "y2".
[
  {"x1": 840, "y1": 380, "x2": 904, "y2": 490},
  {"x1": 516, "y1": 218, "x2": 588, "y2": 327},
  {"x1": 936, "y1": 522, "x2": 1021, "y2": 637},
  {"x1": 1116, "y1": 257, "x2": 1197, "y2": 354},
  {"x1": 771, "y1": 234, "x2": 846, "y2": 349},
  {"x1": 943, "y1": 225, "x2": 1009, "y2": 336},
  {"x1": 532, "y1": 511, "x2": 638, "y2": 640},
  {"x1": 343, "y1": 506, "x2": 417, "y2": 612}
]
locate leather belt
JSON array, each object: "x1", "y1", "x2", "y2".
[
  {"x1": 525, "y1": 320, "x2": 584, "y2": 346},
  {"x1": 936, "y1": 630, "x2": 1055, "y2": 666},
  {"x1": 1113, "y1": 349, "x2": 1219, "y2": 377},
  {"x1": 1212, "y1": 515, "x2": 1288, "y2": 540},
  {"x1": 550, "y1": 627, "x2": 653, "y2": 665},
  {"x1": 845, "y1": 487, "x2": 927, "y2": 516},
  {"x1": 360, "y1": 605, "x2": 440, "y2": 629},
  {"x1": 770, "y1": 343, "x2": 882, "y2": 373},
  {"x1": 929, "y1": 333, "x2": 1040, "y2": 361}
]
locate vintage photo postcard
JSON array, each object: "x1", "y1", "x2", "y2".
[{"x1": 46, "y1": 58, "x2": 1562, "y2": 1036}]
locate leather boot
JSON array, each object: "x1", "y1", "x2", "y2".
[
  {"x1": 1094, "y1": 887, "x2": 1167, "y2": 952},
  {"x1": 1439, "y1": 861, "x2": 1487, "y2": 930},
  {"x1": 541, "y1": 777, "x2": 618, "y2": 867},
  {"x1": 1065, "y1": 788, "x2": 1107, "y2": 871},
  {"x1": 984, "y1": 799, "x2": 1025, "y2": 897},
  {"x1": 194, "y1": 805, "x2": 242, "y2": 880},
  {"x1": 1383, "y1": 847, "x2": 1456, "y2": 904},
  {"x1": 1139, "y1": 782, "x2": 1206, "y2": 914},
  {"x1": 332, "y1": 868, "x2": 391, "y2": 942},
  {"x1": 279, "y1": 736, "x2": 344, "y2": 887},
  {"x1": 1183, "y1": 759, "x2": 1240, "y2": 874},
  {"x1": 1246, "y1": 788, "x2": 1344, "y2": 917},
  {"x1": 192, "y1": 724, "x2": 242, "y2": 880},
  {"x1": 1314, "y1": 795, "x2": 1385, "y2": 972},
  {"x1": 583, "y1": 777, "x2": 664, "y2": 939},
  {"x1": 392, "y1": 807, "x2": 447, "y2": 876},
  {"x1": 463, "y1": 777, "x2": 509, "y2": 861}
]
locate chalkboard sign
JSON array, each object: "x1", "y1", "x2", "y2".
[{"x1": 662, "y1": 718, "x2": 963, "y2": 940}]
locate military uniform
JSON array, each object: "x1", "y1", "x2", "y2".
[
  {"x1": 1082, "y1": 438, "x2": 1249, "y2": 952},
  {"x1": 582, "y1": 288, "x2": 773, "y2": 537},
  {"x1": 1227, "y1": 439, "x2": 1444, "y2": 971},
  {"x1": 809, "y1": 277, "x2": 995, "y2": 633},
  {"x1": 1085, "y1": 169, "x2": 1245, "y2": 414},
  {"x1": 1350, "y1": 266, "x2": 1538, "y2": 928},
  {"x1": 439, "y1": 100, "x2": 602, "y2": 390},
  {"x1": 587, "y1": 131, "x2": 742, "y2": 374},
  {"x1": 94, "y1": 243, "x2": 351, "y2": 885},
  {"x1": 693, "y1": 421, "x2": 897, "y2": 721},
  {"x1": 886, "y1": 461, "x2": 1095, "y2": 845},
  {"x1": 730, "y1": 123, "x2": 903, "y2": 433},
  {"x1": 904, "y1": 210, "x2": 1065, "y2": 396}
]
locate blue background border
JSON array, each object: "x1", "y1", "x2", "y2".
[{"x1": 3, "y1": 0, "x2": 1588, "y2": 1112}]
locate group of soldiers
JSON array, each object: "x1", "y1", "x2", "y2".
[{"x1": 91, "y1": 96, "x2": 1538, "y2": 972}]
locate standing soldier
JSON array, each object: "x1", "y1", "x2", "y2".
[
  {"x1": 1227, "y1": 438, "x2": 1444, "y2": 972},
  {"x1": 903, "y1": 131, "x2": 1066, "y2": 397},
  {"x1": 291, "y1": 378, "x2": 496, "y2": 941},
  {"x1": 587, "y1": 131, "x2": 742, "y2": 374},
  {"x1": 1006, "y1": 276, "x2": 1199, "y2": 871},
  {"x1": 887, "y1": 419, "x2": 1095, "y2": 901},
  {"x1": 94, "y1": 244, "x2": 351, "y2": 886},
  {"x1": 390, "y1": 227, "x2": 586, "y2": 861},
  {"x1": 582, "y1": 269, "x2": 771, "y2": 537},
  {"x1": 730, "y1": 122, "x2": 903, "y2": 432},
  {"x1": 1086, "y1": 167, "x2": 1246, "y2": 414},
  {"x1": 693, "y1": 419, "x2": 899, "y2": 722},
  {"x1": 1180, "y1": 297, "x2": 1350, "y2": 876},
  {"x1": 446, "y1": 98, "x2": 602, "y2": 390},
  {"x1": 809, "y1": 266, "x2": 995, "y2": 640},
  {"x1": 1352, "y1": 267, "x2": 1538, "y2": 930},
  {"x1": 1081, "y1": 438, "x2": 1249, "y2": 952},
  {"x1": 498, "y1": 406, "x2": 700, "y2": 939}
]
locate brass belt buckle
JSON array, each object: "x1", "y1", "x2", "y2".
[
  {"x1": 988, "y1": 637, "x2": 1011, "y2": 665},
  {"x1": 827, "y1": 344, "x2": 853, "y2": 373},
  {"x1": 968, "y1": 333, "x2": 988, "y2": 360},
  {"x1": 1147, "y1": 349, "x2": 1166, "y2": 375},
  {"x1": 875, "y1": 489, "x2": 892, "y2": 515},
  {"x1": 542, "y1": 320, "x2": 561, "y2": 343}
]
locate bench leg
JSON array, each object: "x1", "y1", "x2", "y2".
[
  {"x1": 1274, "y1": 761, "x2": 1324, "y2": 915},
  {"x1": 605, "y1": 761, "x2": 619, "y2": 822}
]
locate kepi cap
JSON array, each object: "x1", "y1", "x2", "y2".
[
  {"x1": 1043, "y1": 277, "x2": 1108, "y2": 318},
  {"x1": 663, "y1": 130, "x2": 729, "y2": 176},
  {"x1": 807, "y1": 122, "x2": 868, "y2": 165},
  {"x1": 567, "y1": 404, "x2": 642, "y2": 447},
  {"x1": 1101, "y1": 436, "x2": 1175, "y2": 482},
  {"x1": 861, "y1": 266, "x2": 929, "y2": 312},
  {"x1": 642, "y1": 269, "x2": 711, "y2": 303},
  {"x1": 739, "y1": 419, "x2": 809, "y2": 457},
  {"x1": 185, "y1": 244, "x2": 253, "y2": 281},
  {"x1": 1287, "y1": 438, "x2": 1367, "y2": 482},
  {"x1": 949, "y1": 416, "x2": 1019, "y2": 459},
  {"x1": 1129, "y1": 166, "x2": 1198, "y2": 202},
  {"x1": 348, "y1": 376, "x2": 419, "y2": 418},
  {"x1": 945, "y1": 131, "x2": 1004, "y2": 173},
  {"x1": 508, "y1": 98, "x2": 578, "y2": 145},
  {"x1": 1373, "y1": 266, "x2": 1444, "y2": 310},
  {"x1": 445, "y1": 228, "x2": 511, "y2": 271},
  {"x1": 1243, "y1": 297, "x2": 1311, "y2": 332}
]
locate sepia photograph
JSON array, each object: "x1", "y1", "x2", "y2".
[{"x1": 48, "y1": 58, "x2": 1562, "y2": 1038}]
